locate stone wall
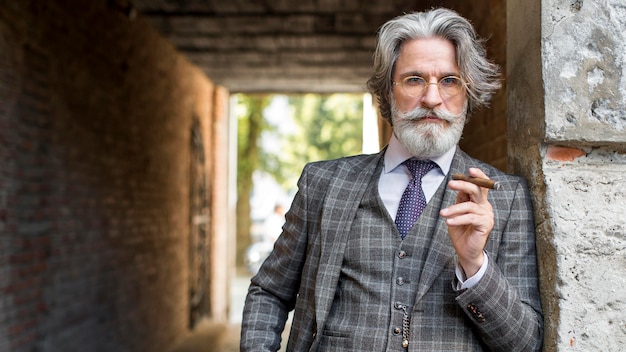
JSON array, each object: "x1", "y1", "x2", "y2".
[
  {"x1": 509, "y1": 0, "x2": 626, "y2": 350},
  {"x1": 0, "y1": 1, "x2": 219, "y2": 351},
  {"x1": 542, "y1": 0, "x2": 626, "y2": 349}
]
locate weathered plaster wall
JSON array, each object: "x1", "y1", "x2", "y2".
[
  {"x1": 543, "y1": 0, "x2": 626, "y2": 143},
  {"x1": 509, "y1": 0, "x2": 626, "y2": 351},
  {"x1": 541, "y1": 0, "x2": 626, "y2": 350},
  {"x1": 543, "y1": 148, "x2": 626, "y2": 350}
]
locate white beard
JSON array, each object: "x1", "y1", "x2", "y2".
[{"x1": 391, "y1": 101, "x2": 467, "y2": 159}]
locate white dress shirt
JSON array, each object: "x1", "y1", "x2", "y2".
[{"x1": 378, "y1": 134, "x2": 487, "y2": 289}]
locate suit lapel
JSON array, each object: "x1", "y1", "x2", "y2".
[
  {"x1": 314, "y1": 151, "x2": 385, "y2": 327},
  {"x1": 415, "y1": 149, "x2": 472, "y2": 301}
]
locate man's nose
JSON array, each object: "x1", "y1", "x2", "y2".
[{"x1": 421, "y1": 82, "x2": 443, "y2": 108}]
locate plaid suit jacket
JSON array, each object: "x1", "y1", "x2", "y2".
[{"x1": 241, "y1": 147, "x2": 543, "y2": 351}]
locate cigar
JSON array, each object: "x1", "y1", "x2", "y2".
[{"x1": 451, "y1": 173, "x2": 501, "y2": 190}]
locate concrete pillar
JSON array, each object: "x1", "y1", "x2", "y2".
[
  {"x1": 508, "y1": 0, "x2": 626, "y2": 350},
  {"x1": 210, "y1": 86, "x2": 234, "y2": 322}
]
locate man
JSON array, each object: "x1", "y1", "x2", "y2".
[{"x1": 241, "y1": 8, "x2": 543, "y2": 352}]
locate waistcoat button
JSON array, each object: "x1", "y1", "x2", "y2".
[
  {"x1": 398, "y1": 250, "x2": 406, "y2": 258},
  {"x1": 396, "y1": 277, "x2": 405, "y2": 285}
]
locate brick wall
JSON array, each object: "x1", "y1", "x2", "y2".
[{"x1": 0, "y1": 1, "x2": 217, "y2": 351}]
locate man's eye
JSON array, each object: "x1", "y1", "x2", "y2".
[
  {"x1": 404, "y1": 76, "x2": 426, "y2": 86},
  {"x1": 440, "y1": 76, "x2": 461, "y2": 87}
]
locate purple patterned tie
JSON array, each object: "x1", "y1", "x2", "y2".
[{"x1": 395, "y1": 159, "x2": 437, "y2": 239}]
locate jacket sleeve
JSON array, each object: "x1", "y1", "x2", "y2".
[
  {"x1": 240, "y1": 164, "x2": 314, "y2": 352},
  {"x1": 455, "y1": 177, "x2": 544, "y2": 352}
]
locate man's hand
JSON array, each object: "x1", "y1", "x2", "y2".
[{"x1": 439, "y1": 167, "x2": 494, "y2": 278}]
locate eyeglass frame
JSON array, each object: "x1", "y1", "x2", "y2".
[{"x1": 392, "y1": 75, "x2": 468, "y2": 98}]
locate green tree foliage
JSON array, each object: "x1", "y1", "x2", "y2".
[
  {"x1": 235, "y1": 93, "x2": 364, "y2": 267},
  {"x1": 262, "y1": 93, "x2": 364, "y2": 192}
]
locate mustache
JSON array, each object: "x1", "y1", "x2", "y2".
[{"x1": 396, "y1": 107, "x2": 461, "y2": 122}]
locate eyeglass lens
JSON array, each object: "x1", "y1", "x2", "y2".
[{"x1": 400, "y1": 76, "x2": 463, "y2": 97}]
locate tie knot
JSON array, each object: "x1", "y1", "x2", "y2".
[{"x1": 403, "y1": 159, "x2": 437, "y2": 180}]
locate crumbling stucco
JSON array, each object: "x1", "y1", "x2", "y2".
[{"x1": 540, "y1": 0, "x2": 626, "y2": 350}]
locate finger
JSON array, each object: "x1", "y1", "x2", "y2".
[
  {"x1": 444, "y1": 212, "x2": 492, "y2": 229},
  {"x1": 451, "y1": 168, "x2": 491, "y2": 202},
  {"x1": 441, "y1": 201, "x2": 490, "y2": 219},
  {"x1": 467, "y1": 168, "x2": 491, "y2": 199},
  {"x1": 448, "y1": 179, "x2": 484, "y2": 203},
  {"x1": 456, "y1": 190, "x2": 470, "y2": 203},
  {"x1": 467, "y1": 167, "x2": 488, "y2": 179}
]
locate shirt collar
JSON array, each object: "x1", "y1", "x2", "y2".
[{"x1": 384, "y1": 133, "x2": 456, "y2": 175}]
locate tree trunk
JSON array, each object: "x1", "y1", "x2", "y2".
[{"x1": 235, "y1": 95, "x2": 266, "y2": 268}]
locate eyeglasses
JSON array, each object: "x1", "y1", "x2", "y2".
[{"x1": 392, "y1": 75, "x2": 466, "y2": 98}]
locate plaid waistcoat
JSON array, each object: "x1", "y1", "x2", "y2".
[{"x1": 319, "y1": 162, "x2": 452, "y2": 351}]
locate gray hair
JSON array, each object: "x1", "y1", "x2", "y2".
[{"x1": 366, "y1": 8, "x2": 501, "y2": 125}]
